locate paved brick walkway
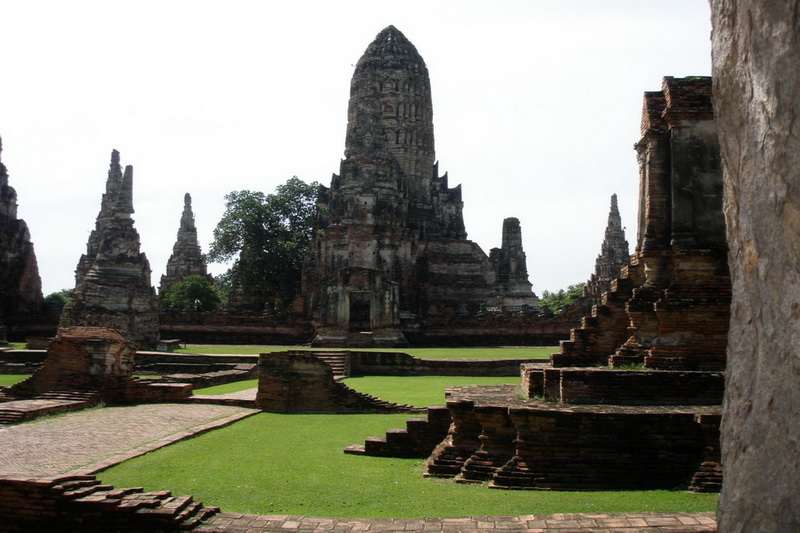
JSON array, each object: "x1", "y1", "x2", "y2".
[
  {"x1": 0, "y1": 402, "x2": 717, "y2": 531},
  {"x1": 197, "y1": 511, "x2": 717, "y2": 532},
  {"x1": 0, "y1": 403, "x2": 257, "y2": 477}
]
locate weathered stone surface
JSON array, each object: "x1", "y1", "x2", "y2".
[
  {"x1": 59, "y1": 151, "x2": 159, "y2": 348},
  {"x1": 554, "y1": 77, "x2": 730, "y2": 371},
  {"x1": 6, "y1": 326, "x2": 189, "y2": 403},
  {"x1": 302, "y1": 26, "x2": 537, "y2": 346},
  {"x1": 159, "y1": 193, "x2": 209, "y2": 293},
  {"x1": 255, "y1": 351, "x2": 418, "y2": 413},
  {"x1": 710, "y1": 2, "x2": 800, "y2": 530},
  {"x1": 0, "y1": 135, "x2": 44, "y2": 336}
]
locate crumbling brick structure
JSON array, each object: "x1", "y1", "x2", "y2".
[
  {"x1": 301, "y1": 26, "x2": 538, "y2": 347},
  {"x1": 554, "y1": 77, "x2": 730, "y2": 370},
  {"x1": 59, "y1": 151, "x2": 160, "y2": 349},
  {"x1": 0, "y1": 135, "x2": 45, "y2": 340},
  {"x1": 5, "y1": 326, "x2": 189, "y2": 404}
]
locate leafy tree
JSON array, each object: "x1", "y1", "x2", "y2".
[
  {"x1": 44, "y1": 288, "x2": 74, "y2": 314},
  {"x1": 208, "y1": 177, "x2": 321, "y2": 310},
  {"x1": 159, "y1": 275, "x2": 221, "y2": 312},
  {"x1": 538, "y1": 283, "x2": 585, "y2": 315}
]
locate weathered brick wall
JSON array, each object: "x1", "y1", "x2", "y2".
[
  {"x1": 159, "y1": 312, "x2": 314, "y2": 344},
  {"x1": 492, "y1": 406, "x2": 715, "y2": 490},
  {"x1": 422, "y1": 386, "x2": 722, "y2": 491},
  {"x1": 522, "y1": 366, "x2": 724, "y2": 406},
  {"x1": 255, "y1": 351, "x2": 416, "y2": 413}
]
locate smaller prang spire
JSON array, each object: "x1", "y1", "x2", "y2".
[
  {"x1": 159, "y1": 192, "x2": 209, "y2": 293},
  {"x1": 596, "y1": 194, "x2": 629, "y2": 281},
  {"x1": 583, "y1": 194, "x2": 630, "y2": 308}
]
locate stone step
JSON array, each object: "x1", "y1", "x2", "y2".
[{"x1": 343, "y1": 444, "x2": 366, "y2": 455}]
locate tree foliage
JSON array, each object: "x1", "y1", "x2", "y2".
[
  {"x1": 538, "y1": 283, "x2": 585, "y2": 315},
  {"x1": 208, "y1": 177, "x2": 321, "y2": 309},
  {"x1": 44, "y1": 288, "x2": 74, "y2": 314},
  {"x1": 159, "y1": 275, "x2": 221, "y2": 312}
]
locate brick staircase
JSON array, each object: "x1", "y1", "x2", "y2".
[
  {"x1": 344, "y1": 405, "x2": 452, "y2": 458},
  {"x1": 0, "y1": 389, "x2": 101, "y2": 425},
  {"x1": 0, "y1": 475, "x2": 219, "y2": 530},
  {"x1": 311, "y1": 351, "x2": 350, "y2": 378}
]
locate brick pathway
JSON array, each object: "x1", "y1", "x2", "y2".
[
  {"x1": 0, "y1": 403, "x2": 257, "y2": 477},
  {"x1": 197, "y1": 511, "x2": 717, "y2": 532},
  {"x1": 0, "y1": 402, "x2": 717, "y2": 531}
]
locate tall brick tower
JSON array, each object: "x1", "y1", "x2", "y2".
[{"x1": 303, "y1": 26, "x2": 536, "y2": 346}]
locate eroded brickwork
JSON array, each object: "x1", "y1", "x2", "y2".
[
  {"x1": 0, "y1": 136, "x2": 44, "y2": 337},
  {"x1": 59, "y1": 151, "x2": 160, "y2": 348},
  {"x1": 5, "y1": 326, "x2": 189, "y2": 404},
  {"x1": 554, "y1": 77, "x2": 730, "y2": 370}
]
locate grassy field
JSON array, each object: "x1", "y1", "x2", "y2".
[
  {"x1": 194, "y1": 376, "x2": 521, "y2": 407},
  {"x1": 98, "y1": 413, "x2": 718, "y2": 518},
  {"x1": 0, "y1": 374, "x2": 28, "y2": 387},
  {"x1": 342, "y1": 376, "x2": 520, "y2": 407},
  {"x1": 177, "y1": 345, "x2": 556, "y2": 359}
]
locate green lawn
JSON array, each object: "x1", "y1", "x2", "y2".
[
  {"x1": 194, "y1": 379, "x2": 258, "y2": 395},
  {"x1": 194, "y1": 376, "x2": 519, "y2": 407},
  {"x1": 177, "y1": 345, "x2": 556, "y2": 359},
  {"x1": 99, "y1": 413, "x2": 718, "y2": 518},
  {"x1": 343, "y1": 376, "x2": 520, "y2": 407},
  {"x1": 0, "y1": 374, "x2": 28, "y2": 387}
]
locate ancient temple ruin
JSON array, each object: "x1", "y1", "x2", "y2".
[
  {"x1": 159, "y1": 193, "x2": 210, "y2": 293},
  {"x1": 554, "y1": 76, "x2": 730, "y2": 370},
  {"x1": 0, "y1": 135, "x2": 44, "y2": 340},
  {"x1": 302, "y1": 26, "x2": 537, "y2": 346},
  {"x1": 59, "y1": 150, "x2": 159, "y2": 348},
  {"x1": 582, "y1": 194, "x2": 630, "y2": 309},
  {"x1": 485, "y1": 218, "x2": 540, "y2": 313}
]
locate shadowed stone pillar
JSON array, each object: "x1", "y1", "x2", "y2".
[
  {"x1": 0, "y1": 135, "x2": 44, "y2": 330},
  {"x1": 711, "y1": 1, "x2": 800, "y2": 530}
]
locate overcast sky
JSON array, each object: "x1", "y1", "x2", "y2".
[{"x1": 1, "y1": 1, "x2": 712, "y2": 297}]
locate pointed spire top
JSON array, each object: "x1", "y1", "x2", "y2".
[
  {"x1": 359, "y1": 25, "x2": 423, "y2": 66},
  {"x1": 180, "y1": 192, "x2": 196, "y2": 232},
  {"x1": 113, "y1": 164, "x2": 134, "y2": 215}
]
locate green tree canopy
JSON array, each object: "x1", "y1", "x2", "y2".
[
  {"x1": 538, "y1": 283, "x2": 585, "y2": 315},
  {"x1": 208, "y1": 177, "x2": 321, "y2": 310},
  {"x1": 159, "y1": 275, "x2": 221, "y2": 312}
]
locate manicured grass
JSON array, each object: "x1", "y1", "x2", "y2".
[
  {"x1": 194, "y1": 379, "x2": 258, "y2": 395},
  {"x1": 178, "y1": 345, "x2": 556, "y2": 359},
  {"x1": 0, "y1": 374, "x2": 29, "y2": 387},
  {"x1": 343, "y1": 376, "x2": 520, "y2": 407},
  {"x1": 99, "y1": 413, "x2": 718, "y2": 518}
]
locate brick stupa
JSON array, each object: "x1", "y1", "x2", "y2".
[
  {"x1": 159, "y1": 192, "x2": 210, "y2": 293},
  {"x1": 59, "y1": 150, "x2": 159, "y2": 348}
]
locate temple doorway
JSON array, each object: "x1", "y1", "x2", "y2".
[{"x1": 348, "y1": 293, "x2": 371, "y2": 332}]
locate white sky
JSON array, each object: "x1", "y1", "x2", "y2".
[{"x1": 1, "y1": 0, "x2": 712, "y2": 297}]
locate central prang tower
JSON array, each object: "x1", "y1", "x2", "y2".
[{"x1": 302, "y1": 26, "x2": 538, "y2": 346}]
